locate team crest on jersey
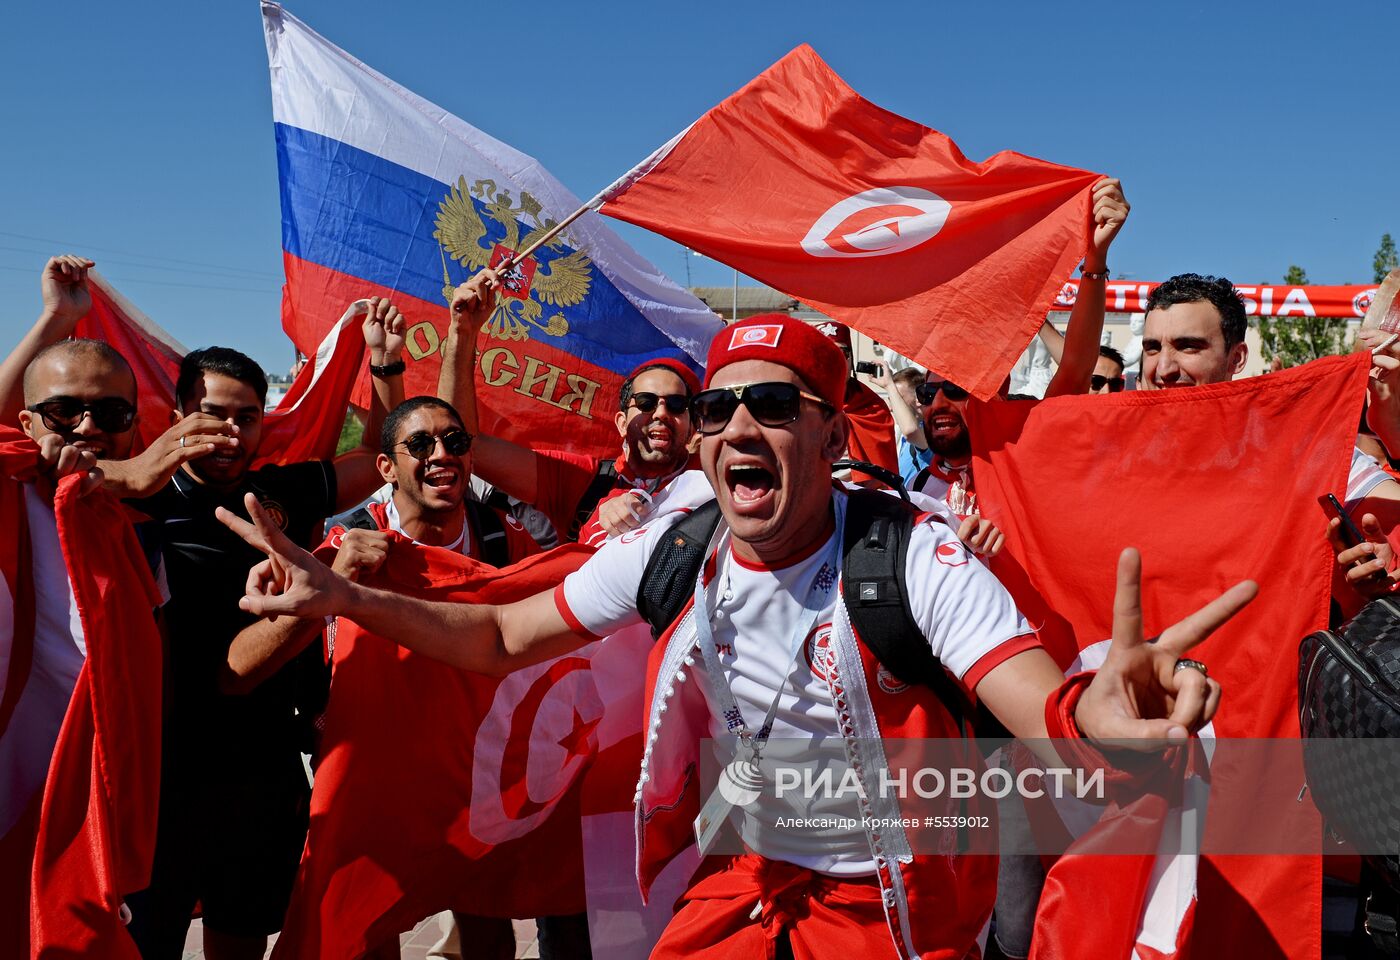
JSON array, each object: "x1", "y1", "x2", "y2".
[
  {"x1": 804, "y1": 623, "x2": 836, "y2": 683},
  {"x1": 935, "y1": 541, "x2": 968, "y2": 567},
  {"x1": 876, "y1": 664, "x2": 909, "y2": 695},
  {"x1": 256, "y1": 497, "x2": 289, "y2": 531}
]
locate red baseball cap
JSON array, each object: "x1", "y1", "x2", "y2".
[{"x1": 703, "y1": 314, "x2": 847, "y2": 407}]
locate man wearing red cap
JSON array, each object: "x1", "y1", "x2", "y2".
[
  {"x1": 218, "y1": 313, "x2": 1253, "y2": 959},
  {"x1": 438, "y1": 270, "x2": 700, "y2": 548}
]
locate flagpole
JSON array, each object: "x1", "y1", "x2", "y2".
[
  {"x1": 496, "y1": 122, "x2": 694, "y2": 272},
  {"x1": 495, "y1": 200, "x2": 596, "y2": 271}
]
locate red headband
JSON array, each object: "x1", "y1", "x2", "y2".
[
  {"x1": 703, "y1": 314, "x2": 848, "y2": 406},
  {"x1": 626, "y1": 357, "x2": 701, "y2": 396}
]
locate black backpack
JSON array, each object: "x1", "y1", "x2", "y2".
[
  {"x1": 634, "y1": 487, "x2": 979, "y2": 727},
  {"x1": 342, "y1": 498, "x2": 511, "y2": 568}
]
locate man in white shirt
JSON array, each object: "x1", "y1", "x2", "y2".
[{"x1": 216, "y1": 305, "x2": 1251, "y2": 958}]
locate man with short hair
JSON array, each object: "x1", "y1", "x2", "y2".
[
  {"x1": 1139, "y1": 273, "x2": 1250, "y2": 389},
  {"x1": 223, "y1": 393, "x2": 543, "y2": 960},
  {"x1": 218, "y1": 311, "x2": 1250, "y2": 959},
  {"x1": 113, "y1": 302, "x2": 406, "y2": 960},
  {"x1": 1141, "y1": 273, "x2": 1400, "y2": 513},
  {"x1": 1091, "y1": 345, "x2": 1126, "y2": 395},
  {"x1": 439, "y1": 270, "x2": 700, "y2": 547}
]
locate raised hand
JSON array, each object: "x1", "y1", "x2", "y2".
[
  {"x1": 216, "y1": 492, "x2": 352, "y2": 620},
  {"x1": 104, "y1": 413, "x2": 240, "y2": 498},
  {"x1": 1086, "y1": 178, "x2": 1129, "y2": 274},
  {"x1": 1329, "y1": 513, "x2": 1399, "y2": 602},
  {"x1": 1075, "y1": 548, "x2": 1255, "y2": 748},
  {"x1": 450, "y1": 268, "x2": 502, "y2": 331},
  {"x1": 362, "y1": 296, "x2": 406, "y2": 364},
  {"x1": 39, "y1": 255, "x2": 96, "y2": 332}
]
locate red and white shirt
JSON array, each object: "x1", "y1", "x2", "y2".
[{"x1": 556, "y1": 486, "x2": 1035, "y2": 873}]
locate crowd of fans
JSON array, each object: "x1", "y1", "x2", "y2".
[{"x1": 8, "y1": 172, "x2": 1400, "y2": 959}]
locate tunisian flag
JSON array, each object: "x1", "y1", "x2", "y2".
[
  {"x1": 273, "y1": 541, "x2": 610, "y2": 959},
  {"x1": 0, "y1": 430, "x2": 163, "y2": 959},
  {"x1": 968, "y1": 354, "x2": 1370, "y2": 959},
  {"x1": 599, "y1": 45, "x2": 1100, "y2": 400},
  {"x1": 74, "y1": 271, "x2": 370, "y2": 466}
]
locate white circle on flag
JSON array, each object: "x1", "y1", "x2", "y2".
[
  {"x1": 801, "y1": 187, "x2": 952, "y2": 259},
  {"x1": 467, "y1": 653, "x2": 603, "y2": 844}
]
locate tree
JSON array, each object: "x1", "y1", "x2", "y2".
[
  {"x1": 1376, "y1": 233, "x2": 1398, "y2": 283},
  {"x1": 1256, "y1": 265, "x2": 1350, "y2": 367}
]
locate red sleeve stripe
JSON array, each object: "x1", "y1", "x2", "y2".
[
  {"x1": 553, "y1": 583, "x2": 601, "y2": 640},
  {"x1": 962, "y1": 632, "x2": 1042, "y2": 694}
]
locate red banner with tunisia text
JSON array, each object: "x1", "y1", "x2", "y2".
[{"x1": 1052, "y1": 279, "x2": 1381, "y2": 318}]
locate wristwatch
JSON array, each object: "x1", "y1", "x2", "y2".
[{"x1": 370, "y1": 359, "x2": 406, "y2": 378}]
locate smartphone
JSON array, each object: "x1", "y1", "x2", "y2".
[
  {"x1": 855, "y1": 361, "x2": 883, "y2": 377},
  {"x1": 1320, "y1": 493, "x2": 1365, "y2": 547}
]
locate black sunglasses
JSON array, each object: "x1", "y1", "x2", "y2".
[
  {"x1": 691, "y1": 382, "x2": 833, "y2": 436},
  {"x1": 914, "y1": 380, "x2": 969, "y2": 404},
  {"x1": 1090, "y1": 375, "x2": 1125, "y2": 393},
  {"x1": 26, "y1": 396, "x2": 136, "y2": 434},
  {"x1": 629, "y1": 392, "x2": 689, "y2": 415},
  {"x1": 397, "y1": 429, "x2": 472, "y2": 460}
]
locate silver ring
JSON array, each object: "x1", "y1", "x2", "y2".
[
  {"x1": 179, "y1": 435, "x2": 187, "y2": 448},
  {"x1": 1174, "y1": 658, "x2": 1208, "y2": 679}
]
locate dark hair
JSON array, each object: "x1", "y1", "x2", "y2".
[
  {"x1": 176, "y1": 346, "x2": 268, "y2": 407},
  {"x1": 380, "y1": 396, "x2": 465, "y2": 455},
  {"x1": 1144, "y1": 274, "x2": 1247, "y2": 350},
  {"x1": 891, "y1": 366, "x2": 926, "y2": 388},
  {"x1": 618, "y1": 362, "x2": 695, "y2": 412},
  {"x1": 1097, "y1": 345, "x2": 1126, "y2": 370},
  {"x1": 23, "y1": 339, "x2": 134, "y2": 403}
]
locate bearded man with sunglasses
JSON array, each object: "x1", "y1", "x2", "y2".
[
  {"x1": 217, "y1": 311, "x2": 1253, "y2": 960},
  {"x1": 439, "y1": 269, "x2": 700, "y2": 548}
]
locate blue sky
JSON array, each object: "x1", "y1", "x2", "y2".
[{"x1": 1, "y1": 0, "x2": 1395, "y2": 373}]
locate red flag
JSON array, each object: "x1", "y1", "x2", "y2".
[
  {"x1": 599, "y1": 45, "x2": 1100, "y2": 399},
  {"x1": 0, "y1": 427, "x2": 163, "y2": 958},
  {"x1": 272, "y1": 542, "x2": 612, "y2": 959},
  {"x1": 74, "y1": 273, "x2": 368, "y2": 466},
  {"x1": 29, "y1": 474, "x2": 163, "y2": 958},
  {"x1": 968, "y1": 355, "x2": 1370, "y2": 959}
]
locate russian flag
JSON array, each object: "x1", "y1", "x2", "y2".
[{"x1": 262, "y1": 2, "x2": 721, "y2": 457}]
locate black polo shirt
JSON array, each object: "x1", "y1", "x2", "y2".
[{"x1": 133, "y1": 460, "x2": 336, "y2": 770}]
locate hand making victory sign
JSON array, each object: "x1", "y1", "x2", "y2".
[{"x1": 1073, "y1": 547, "x2": 1256, "y2": 747}]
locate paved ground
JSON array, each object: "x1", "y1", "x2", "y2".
[{"x1": 180, "y1": 914, "x2": 540, "y2": 959}]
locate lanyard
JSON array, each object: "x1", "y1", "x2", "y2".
[{"x1": 691, "y1": 502, "x2": 843, "y2": 762}]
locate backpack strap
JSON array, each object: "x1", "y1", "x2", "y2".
[
  {"x1": 565, "y1": 458, "x2": 621, "y2": 543},
  {"x1": 636, "y1": 501, "x2": 724, "y2": 639},
  {"x1": 465, "y1": 499, "x2": 511, "y2": 568},
  {"x1": 910, "y1": 465, "x2": 933, "y2": 495},
  {"x1": 840, "y1": 489, "x2": 974, "y2": 726}
]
